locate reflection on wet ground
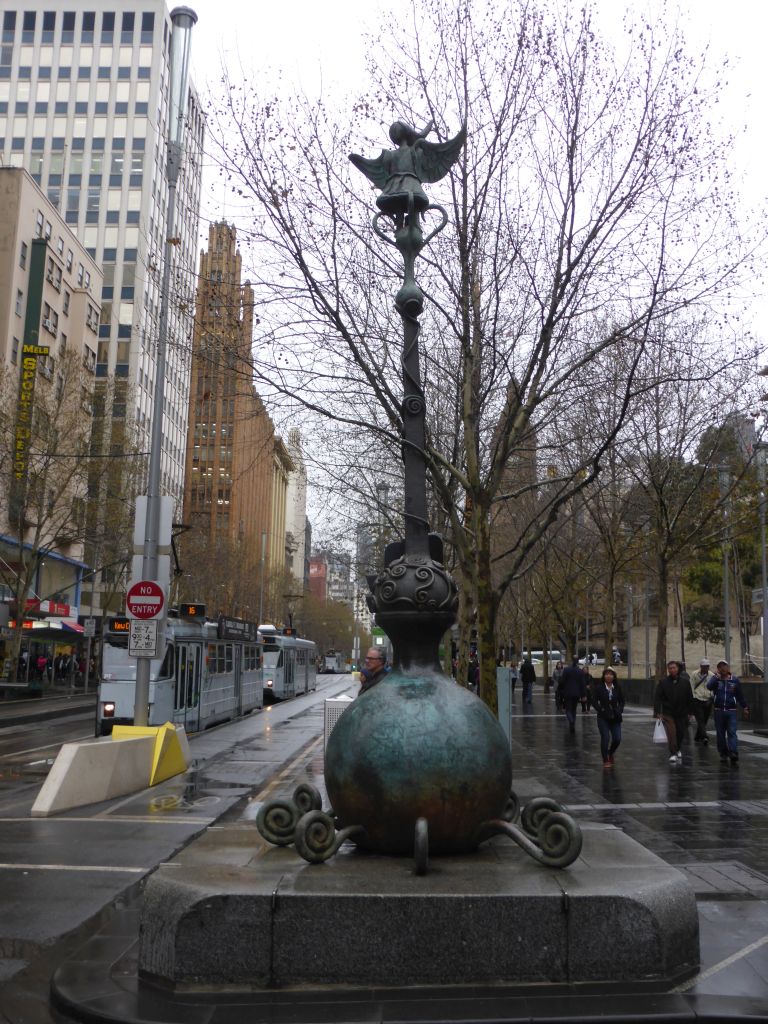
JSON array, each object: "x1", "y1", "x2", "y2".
[{"x1": 508, "y1": 696, "x2": 768, "y2": 893}]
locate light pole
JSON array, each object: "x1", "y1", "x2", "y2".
[
  {"x1": 626, "y1": 584, "x2": 633, "y2": 678},
  {"x1": 258, "y1": 530, "x2": 267, "y2": 625},
  {"x1": 133, "y1": 7, "x2": 196, "y2": 726},
  {"x1": 719, "y1": 466, "x2": 731, "y2": 666},
  {"x1": 757, "y1": 444, "x2": 768, "y2": 676}
]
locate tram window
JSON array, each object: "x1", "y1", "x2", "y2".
[
  {"x1": 159, "y1": 644, "x2": 175, "y2": 679},
  {"x1": 244, "y1": 644, "x2": 258, "y2": 670},
  {"x1": 297, "y1": 649, "x2": 305, "y2": 666},
  {"x1": 225, "y1": 643, "x2": 233, "y2": 673},
  {"x1": 175, "y1": 647, "x2": 187, "y2": 710}
]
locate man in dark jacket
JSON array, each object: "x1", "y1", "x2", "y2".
[
  {"x1": 653, "y1": 661, "x2": 694, "y2": 764},
  {"x1": 359, "y1": 648, "x2": 389, "y2": 694},
  {"x1": 707, "y1": 661, "x2": 749, "y2": 766},
  {"x1": 519, "y1": 657, "x2": 536, "y2": 705},
  {"x1": 558, "y1": 658, "x2": 586, "y2": 734}
]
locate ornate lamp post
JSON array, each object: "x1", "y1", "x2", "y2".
[{"x1": 257, "y1": 119, "x2": 582, "y2": 873}]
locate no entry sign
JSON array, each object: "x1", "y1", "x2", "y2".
[{"x1": 126, "y1": 579, "x2": 165, "y2": 620}]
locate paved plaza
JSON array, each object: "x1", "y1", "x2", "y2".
[{"x1": 2, "y1": 682, "x2": 768, "y2": 1022}]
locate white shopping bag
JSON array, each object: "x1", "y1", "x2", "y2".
[{"x1": 653, "y1": 719, "x2": 667, "y2": 745}]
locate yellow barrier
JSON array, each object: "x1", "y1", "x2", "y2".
[{"x1": 111, "y1": 722, "x2": 189, "y2": 785}]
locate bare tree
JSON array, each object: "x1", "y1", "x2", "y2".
[
  {"x1": 0, "y1": 350, "x2": 99, "y2": 679},
  {"x1": 615, "y1": 321, "x2": 759, "y2": 678},
  {"x1": 205, "y1": 0, "x2": 762, "y2": 710}
]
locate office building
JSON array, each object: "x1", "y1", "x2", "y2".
[
  {"x1": 0, "y1": 166, "x2": 101, "y2": 611},
  {"x1": 182, "y1": 222, "x2": 295, "y2": 621},
  {"x1": 0, "y1": 1, "x2": 204, "y2": 508}
]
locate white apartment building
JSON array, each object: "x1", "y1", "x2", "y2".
[
  {"x1": 284, "y1": 428, "x2": 308, "y2": 588},
  {"x1": 0, "y1": 1, "x2": 204, "y2": 507}
]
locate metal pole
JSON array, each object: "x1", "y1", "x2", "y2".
[
  {"x1": 719, "y1": 466, "x2": 731, "y2": 666},
  {"x1": 626, "y1": 586, "x2": 633, "y2": 678},
  {"x1": 258, "y1": 530, "x2": 267, "y2": 624},
  {"x1": 759, "y1": 446, "x2": 768, "y2": 677},
  {"x1": 133, "y1": 8, "x2": 196, "y2": 726},
  {"x1": 644, "y1": 580, "x2": 650, "y2": 678}
]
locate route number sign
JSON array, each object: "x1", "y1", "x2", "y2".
[{"x1": 126, "y1": 580, "x2": 165, "y2": 620}]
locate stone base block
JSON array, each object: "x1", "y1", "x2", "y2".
[{"x1": 138, "y1": 823, "x2": 699, "y2": 989}]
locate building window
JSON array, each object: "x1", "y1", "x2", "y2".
[
  {"x1": 63, "y1": 290, "x2": 70, "y2": 314},
  {"x1": 19, "y1": 241, "x2": 27, "y2": 268},
  {"x1": 15, "y1": 289, "x2": 22, "y2": 315},
  {"x1": 101, "y1": 11, "x2": 114, "y2": 42},
  {"x1": 121, "y1": 11, "x2": 134, "y2": 43},
  {"x1": 42, "y1": 10, "x2": 55, "y2": 42},
  {"x1": 82, "y1": 11, "x2": 95, "y2": 42},
  {"x1": 11, "y1": 337, "x2": 19, "y2": 364},
  {"x1": 140, "y1": 12, "x2": 154, "y2": 42},
  {"x1": 22, "y1": 11, "x2": 35, "y2": 45},
  {"x1": 62, "y1": 11, "x2": 75, "y2": 43},
  {"x1": 35, "y1": 211, "x2": 44, "y2": 238}
]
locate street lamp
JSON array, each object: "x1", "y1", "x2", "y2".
[
  {"x1": 718, "y1": 465, "x2": 731, "y2": 666},
  {"x1": 133, "y1": 7, "x2": 196, "y2": 726},
  {"x1": 757, "y1": 443, "x2": 768, "y2": 677}
]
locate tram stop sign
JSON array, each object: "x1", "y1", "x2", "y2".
[{"x1": 126, "y1": 579, "x2": 165, "y2": 620}]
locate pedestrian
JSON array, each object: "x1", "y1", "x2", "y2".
[
  {"x1": 551, "y1": 659, "x2": 564, "y2": 698},
  {"x1": 359, "y1": 648, "x2": 390, "y2": 695},
  {"x1": 558, "y1": 657, "x2": 586, "y2": 734},
  {"x1": 690, "y1": 658, "x2": 714, "y2": 745},
  {"x1": 592, "y1": 667, "x2": 625, "y2": 767},
  {"x1": 653, "y1": 660, "x2": 694, "y2": 764},
  {"x1": 581, "y1": 665, "x2": 593, "y2": 713},
  {"x1": 509, "y1": 660, "x2": 518, "y2": 700},
  {"x1": 519, "y1": 657, "x2": 536, "y2": 705},
  {"x1": 467, "y1": 656, "x2": 480, "y2": 693},
  {"x1": 707, "y1": 660, "x2": 749, "y2": 767}
]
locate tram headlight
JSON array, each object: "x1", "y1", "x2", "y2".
[
  {"x1": 103, "y1": 702, "x2": 116, "y2": 717},
  {"x1": 266, "y1": 679, "x2": 273, "y2": 688}
]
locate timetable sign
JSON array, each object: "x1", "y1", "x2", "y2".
[{"x1": 129, "y1": 618, "x2": 158, "y2": 658}]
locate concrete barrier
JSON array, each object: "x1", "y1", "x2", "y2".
[{"x1": 31, "y1": 724, "x2": 190, "y2": 817}]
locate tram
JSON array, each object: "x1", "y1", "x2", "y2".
[
  {"x1": 260, "y1": 625, "x2": 317, "y2": 701},
  {"x1": 96, "y1": 606, "x2": 262, "y2": 735}
]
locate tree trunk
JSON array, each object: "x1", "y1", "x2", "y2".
[
  {"x1": 604, "y1": 567, "x2": 616, "y2": 669},
  {"x1": 654, "y1": 556, "x2": 670, "y2": 679},
  {"x1": 476, "y1": 513, "x2": 499, "y2": 715}
]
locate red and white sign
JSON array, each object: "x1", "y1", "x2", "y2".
[{"x1": 126, "y1": 580, "x2": 165, "y2": 620}]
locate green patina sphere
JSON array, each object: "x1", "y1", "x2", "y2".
[{"x1": 325, "y1": 670, "x2": 512, "y2": 854}]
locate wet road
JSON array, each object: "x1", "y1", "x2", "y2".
[{"x1": 0, "y1": 675, "x2": 353, "y2": 984}]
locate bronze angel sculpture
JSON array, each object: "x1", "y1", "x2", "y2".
[{"x1": 349, "y1": 120, "x2": 466, "y2": 216}]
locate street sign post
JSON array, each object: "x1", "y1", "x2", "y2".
[
  {"x1": 126, "y1": 580, "x2": 165, "y2": 620},
  {"x1": 129, "y1": 619, "x2": 159, "y2": 658},
  {"x1": 83, "y1": 618, "x2": 96, "y2": 638}
]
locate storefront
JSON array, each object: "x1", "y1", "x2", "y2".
[{"x1": 4, "y1": 615, "x2": 85, "y2": 691}]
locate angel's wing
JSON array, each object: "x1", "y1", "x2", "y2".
[
  {"x1": 349, "y1": 150, "x2": 390, "y2": 188},
  {"x1": 418, "y1": 124, "x2": 467, "y2": 184}
]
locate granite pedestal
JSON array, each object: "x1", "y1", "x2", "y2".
[{"x1": 138, "y1": 821, "x2": 699, "y2": 990}]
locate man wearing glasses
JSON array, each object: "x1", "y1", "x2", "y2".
[{"x1": 360, "y1": 648, "x2": 390, "y2": 694}]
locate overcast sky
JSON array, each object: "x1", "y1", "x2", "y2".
[{"x1": 185, "y1": 0, "x2": 767, "y2": 332}]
